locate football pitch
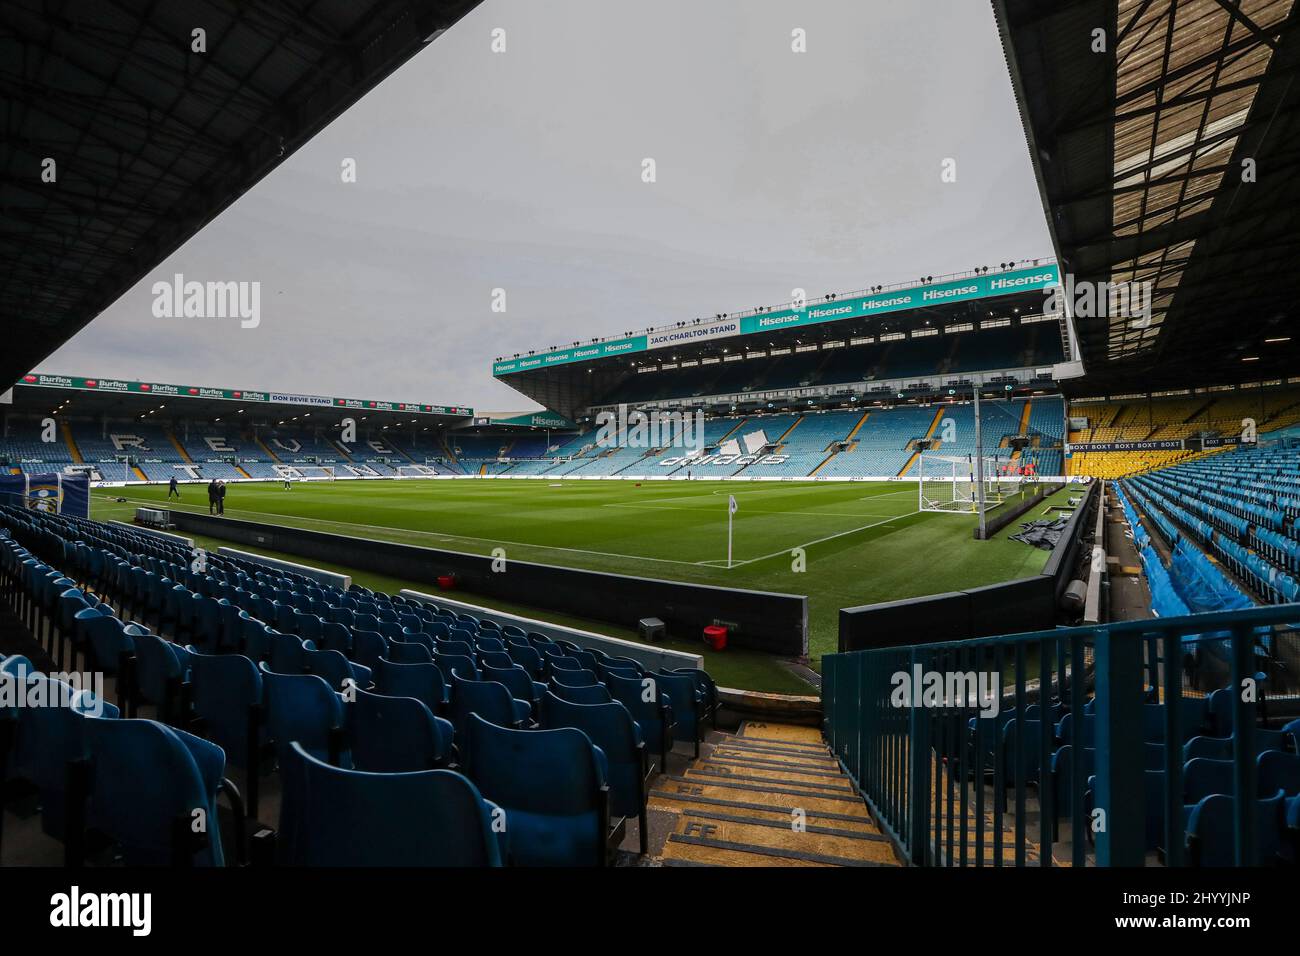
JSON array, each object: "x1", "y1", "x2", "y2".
[{"x1": 94, "y1": 479, "x2": 1066, "y2": 671}]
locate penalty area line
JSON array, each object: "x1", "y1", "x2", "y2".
[{"x1": 725, "y1": 510, "x2": 922, "y2": 568}]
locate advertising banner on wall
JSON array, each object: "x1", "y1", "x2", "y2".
[
  {"x1": 15, "y1": 373, "x2": 471, "y2": 418},
  {"x1": 492, "y1": 264, "x2": 1060, "y2": 376}
]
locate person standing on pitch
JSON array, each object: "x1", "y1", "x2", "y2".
[
  {"x1": 284, "y1": 473, "x2": 291, "y2": 491},
  {"x1": 168, "y1": 475, "x2": 180, "y2": 500},
  {"x1": 217, "y1": 480, "x2": 227, "y2": 515},
  {"x1": 207, "y1": 479, "x2": 217, "y2": 514}
]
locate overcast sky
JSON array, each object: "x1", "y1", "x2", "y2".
[{"x1": 42, "y1": 0, "x2": 1053, "y2": 413}]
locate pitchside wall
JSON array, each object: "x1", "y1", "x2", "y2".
[
  {"x1": 167, "y1": 510, "x2": 809, "y2": 656},
  {"x1": 837, "y1": 481, "x2": 1098, "y2": 651}
]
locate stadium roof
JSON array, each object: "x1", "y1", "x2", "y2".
[
  {"x1": 0, "y1": 0, "x2": 483, "y2": 388},
  {"x1": 5, "y1": 372, "x2": 471, "y2": 429},
  {"x1": 493, "y1": 262, "x2": 1064, "y2": 418},
  {"x1": 996, "y1": 0, "x2": 1300, "y2": 394}
]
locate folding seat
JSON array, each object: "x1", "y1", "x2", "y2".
[
  {"x1": 1185, "y1": 791, "x2": 1287, "y2": 866},
  {"x1": 548, "y1": 655, "x2": 583, "y2": 676},
  {"x1": 604, "y1": 670, "x2": 675, "y2": 772},
  {"x1": 82, "y1": 718, "x2": 237, "y2": 866},
  {"x1": 422, "y1": 619, "x2": 452, "y2": 641},
  {"x1": 653, "y1": 670, "x2": 707, "y2": 758},
  {"x1": 131, "y1": 631, "x2": 186, "y2": 724},
  {"x1": 1183, "y1": 757, "x2": 1234, "y2": 804},
  {"x1": 462, "y1": 715, "x2": 609, "y2": 866},
  {"x1": 376, "y1": 607, "x2": 399, "y2": 624},
  {"x1": 479, "y1": 652, "x2": 514, "y2": 671},
  {"x1": 570, "y1": 649, "x2": 600, "y2": 672},
  {"x1": 185, "y1": 649, "x2": 264, "y2": 818},
  {"x1": 54, "y1": 587, "x2": 92, "y2": 669},
  {"x1": 399, "y1": 627, "x2": 435, "y2": 651},
  {"x1": 1257, "y1": 750, "x2": 1300, "y2": 798},
  {"x1": 190, "y1": 595, "x2": 225, "y2": 653},
  {"x1": 378, "y1": 620, "x2": 405, "y2": 643},
  {"x1": 80, "y1": 613, "x2": 136, "y2": 710},
  {"x1": 541, "y1": 692, "x2": 652, "y2": 854},
  {"x1": 318, "y1": 620, "x2": 352, "y2": 655},
  {"x1": 329, "y1": 605, "x2": 356, "y2": 629},
  {"x1": 350, "y1": 628, "x2": 388, "y2": 672},
  {"x1": 259, "y1": 666, "x2": 345, "y2": 764},
  {"x1": 1055, "y1": 711, "x2": 1095, "y2": 748},
  {"x1": 549, "y1": 681, "x2": 613, "y2": 705},
  {"x1": 551, "y1": 668, "x2": 599, "y2": 688},
  {"x1": 8, "y1": 676, "x2": 119, "y2": 860},
  {"x1": 396, "y1": 611, "x2": 422, "y2": 633},
  {"x1": 275, "y1": 743, "x2": 502, "y2": 866},
  {"x1": 506, "y1": 643, "x2": 545, "y2": 679},
  {"x1": 238, "y1": 618, "x2": 274, "y2": 663},
  {"x1": 349, "y1": 688, "x2": 454, "y2": 772},
  {"x1": 475, "y1": 636, "x2": 506, "y2": 654},
  {"x1": 218, "y1": 602, "x2": 249, "y2": 653},
  {"x1": 667, "y1": 668, "x2": 720, "y2": 729},
  {"x1": 354, "y1": 612, "x2": 380, "y2": 635},
  {"x1": 449, "y1": 672, "x2": 531, "y2": 741},
  {"x1": 304, "y1": 647, "x2": 372, "y2": 691},
  {"x1": 596, "y1": 660, "x2": 639, "y2": 682},
  {"x1": 69, "y1": 604, "x2": 110, "y2": 674},
  {"x1": 477, "y1": 619, "x2": 501, "y2": 633},
  {"x1": 482, "y1": 663, "x2": 546, "y2": 707},
  {"x1": 374, "y1": 658, "x2": 449, "y2": 715},
  {"x1": 433, "y1": 652, "x2": 479, "y2": 682},
  {"x1": 385, "y1": 640, "x2": 433, "y2": 664},
  {"x1": 268, "y1": 632, "x2": 315, "y2": 675},
  {"x1": 439, "y1": 639, "x2": 474, "y2": 658},
  {"x1": 293, "y1": 609, "x2": 324, "y2": 644}
]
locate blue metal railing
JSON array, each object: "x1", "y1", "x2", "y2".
[{"x1": 823, "y1": 603, "x2": 1300, "y2": 866}]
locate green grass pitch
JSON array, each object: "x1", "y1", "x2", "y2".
[{"x1": 93, "y1": 479, "x2": 1066, "y2": 692}]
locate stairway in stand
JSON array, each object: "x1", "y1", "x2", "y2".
[{"x1": 648, "y1": 721, "x2": 901, "y2": 866}]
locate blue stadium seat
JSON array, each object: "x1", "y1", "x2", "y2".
[
  {"x1": 275, "y1": 742, "x2": 503, "y2": 866},
  {"x1": 462, "y1": 715, "x2": 609, "y2": 867},
  {"x1": 374, "y1": 658, "x2": 449, "y2": 715},
  {"x1": 84, "y1": 718, "x2": 237, "y2": 866},
  {"x1": 548, "y1": 680, "x2": 613, "y2": 705},
  {"x1": 259, "y1": 665, "x2": 344, "y2": 764},
  {"x1": 1185, "y1": 791, "x2": 1287, "y2": 866},
  {"x1": 349, "y1": 688, "x2": 454, "y2": 772},
  {"x1": 604, "y1": 670, "x2": 675, "y2": 771},
  {"x1": 541, "y1": 692, "x2": 652, "y2": 854},
  {"x1": 185, "y1": 648, "x2": 264, "y2": 818}
]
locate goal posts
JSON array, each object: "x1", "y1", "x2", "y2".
[{"x1": 917, "y1": 452, "x2": 1019, "y2": 514}]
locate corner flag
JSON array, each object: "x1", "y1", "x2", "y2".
[{"x1": 727, "y1": 495, "x2": 738, "y2": 567}]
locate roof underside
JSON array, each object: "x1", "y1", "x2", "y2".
[
  {"x1": 500, "y1": 286, "x2": 1055, "y2": 419},
  {"x1": 0, "y1": 0, "x2": 482, "y2": 386},
  {"x1": 997, "y1": 0, "x2": 1300, "y2": 394}
]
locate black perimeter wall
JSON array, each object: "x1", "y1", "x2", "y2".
[{"x1": 169, "y1": 511, "x2": 808, "y2": 656}]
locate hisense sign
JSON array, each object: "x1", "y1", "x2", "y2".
[{"x1": 493, "y1": 264, "x2": 1060, "y2": 376}]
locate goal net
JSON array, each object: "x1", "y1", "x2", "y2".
[
  {"x1": 918, "y1": 452, "x2": 1018, "y2": 514},
  {"x1": 277, "y1": 464, "x2": 334, "y2": 481},
  {"x1": 397, "y1": 464, "x2": 439, "y2": 478}
]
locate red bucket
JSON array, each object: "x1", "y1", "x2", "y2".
[
  {"x1": 702, "y1": 625, "x2": 728, "y2": 652},
  {"x1": 437, "y1": 574, "x2": 456, "y2": 590}
]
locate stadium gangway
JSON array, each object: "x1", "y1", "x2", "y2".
[{"x1": 822, "y1": 602, "x2": 1300, "y2": 867}]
